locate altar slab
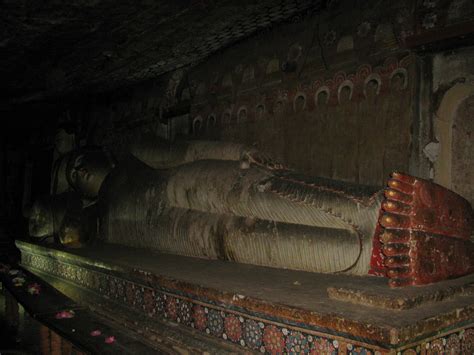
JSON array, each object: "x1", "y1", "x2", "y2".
[{"x1": 17, "y1": 240, "x2": 474, "y2": 354}]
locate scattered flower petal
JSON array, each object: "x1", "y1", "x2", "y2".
[
  {"x1": 55, "y1": 310, "x2": 75, "y2": 319},
  {"x1": 105, "y1": 336, "x2": 115, "y2": 344},
  {"x1": 90, "y1": 330, "x2": 101, "y2": 337},
  {"x1": 27, "y1": 283, "x2": 41, "y2": 295}
]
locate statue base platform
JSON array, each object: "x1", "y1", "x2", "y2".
[{"x1": 16, "y1": 240, "x2": 474, "y2": 354}]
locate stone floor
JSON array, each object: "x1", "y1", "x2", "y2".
[{"x1": 0, "y1": 285, "x2": 46, "y2": 354}]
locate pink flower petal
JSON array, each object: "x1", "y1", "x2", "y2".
[
  {"x1": 105, "y1": 336, "x2": 115, "y2": 344},
  {"x1": 27, "y1": 283, "x2": 41, "y2": 295},
  {"x1": 55, "y1": 312, "x2": 65, "y2": 319},
  {"x1": 55, "y1": 310, "x2": 75, "y2": 319},
  {"x1": 62, "y1": 311, "x2": 75, "y2": 319},
  {"x1": 90, "y1": 330, "x2": 101, "y2": 337}
]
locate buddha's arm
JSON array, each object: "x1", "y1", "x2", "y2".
[{"x1": 128, "y1": 137, "x2": 281, "y2": 169}]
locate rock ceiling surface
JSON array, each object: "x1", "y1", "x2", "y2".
[{"x1": 1, "y1": 0, "x2": 321, "y2": 104}]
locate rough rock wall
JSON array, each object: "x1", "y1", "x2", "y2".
[
  {"x1": 58, "y1": 0, "x2": 474, "y2": 188},
  {"x1": 183, "y1": 0, "x2": 474, "y2": 186},
  {"x1": 171, "y1": 0, "x2": 422, "y2": 187},
  {"x1": 190, "y1": 56, "x2": 416, "y2": 186},
  {"x1": 430, "y1": 46, "x2": 474, "y2": 206},
  {"x1": 452, "y1": 95, "x2": 474, "y2": 205}
]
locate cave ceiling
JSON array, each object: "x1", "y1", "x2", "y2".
[{"x1": 0, "y1": 0, "x2": 321, "y2": 106}]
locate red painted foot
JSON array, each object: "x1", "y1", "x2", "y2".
[{"x1": 374, "y1": 172, "x2": 474, "y2": 287}]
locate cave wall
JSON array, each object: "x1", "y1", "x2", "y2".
[
  {"x1": 33, "y1": 0, "x2": 474, "y2": 192},
  {"x1": 66, "y1": 0, "x2": 418, "y2": 187},
  {"x1": 429, "y1": 46, "x2": 474, "y2": 205},
  {"x1": 0, "y1": 105, "x2": 56, "y2": 231},
  {"x1": 187, "y1": 42, "x2": 416, "y2": 187}
]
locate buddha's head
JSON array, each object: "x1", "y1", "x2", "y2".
[{"x1": 66, "y1": 149, "x2": 115, "y2": 199}]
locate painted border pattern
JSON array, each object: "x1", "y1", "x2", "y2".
[{"x1": 22, "y1": 252, "x2": 474, "y2": 354}]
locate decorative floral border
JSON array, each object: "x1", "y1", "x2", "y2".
[{"x1": 22, "y1": 252, "x2": 474, "y2": 354}]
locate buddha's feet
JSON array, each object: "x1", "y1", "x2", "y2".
[{"x1": 377, "y1": 172, "x2": 474, "y2": 287}]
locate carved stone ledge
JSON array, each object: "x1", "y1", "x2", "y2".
[{"x1": 15, "y1": 240, "x2": 474, "y2": 354}]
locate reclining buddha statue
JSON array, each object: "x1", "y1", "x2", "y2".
[{"x1": 28, "y1": 137, "x2": 474, "y2": 288}]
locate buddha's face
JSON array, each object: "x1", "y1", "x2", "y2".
[
  {"x1": 67, "y1": 151, "x2": 114, "y2": 199},
  {"x1": 193, "y1": 120, "x2": 202, "y2": 134}
]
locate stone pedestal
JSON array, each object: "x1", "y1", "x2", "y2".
[{"x1": 17, "y1": 240, "x2": 474, "y2": 354}]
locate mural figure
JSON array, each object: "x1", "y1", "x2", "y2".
[{"x1": 29, "y1": 139, "x2": 474, "y2": 288}]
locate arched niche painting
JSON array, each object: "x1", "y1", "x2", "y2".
[
  {"x1": 222, "y1": 110, "x2": 232, "y2": 125},
  {"x1": 364, "y1": 75, "x2": 381, "y2": 100},
  {"x1": 273, "y1": 100, "x2": 285, "y2": 115},
  {"x1": 338, "y1": 82, "x2": 353, "y2": 104},
  {"x1": 390, "y1": 69, "x2": 408, "y2": 92},
  {"x1": 207, "y1": 114, "x2": 217, "y2": 129},
  {"x1": 293, "y1": 93, "x2": 306, "y2": 112},
  {"x1": 192, "y1": 117, "x2": 203, "y2": 135},
  {"x1": 237, "y1": 107, "x2": 248, "y2": 122},
  {"x1": 315, "y1": 87, "x2": 330, "y2": 106},
  {"x1": 256, "y1": 104, "x2": 265, "y2": 119}
]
